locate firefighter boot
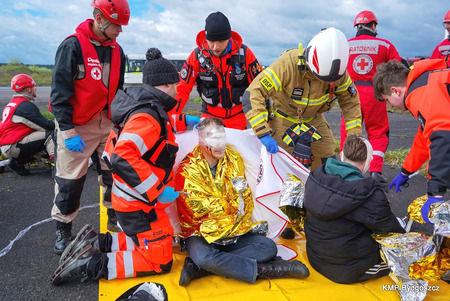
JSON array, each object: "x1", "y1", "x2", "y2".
[
  {"x1": 280, "y1": 226, "x2": 295, "y2": 239},
  {"x1": 107, "y1": 208, "x2": 122, "y2": 232},
  {"x1": 257, "y1": 259, "x2": 310, "y2": 280},
  {"x1": 54, "y1": 221, "x2": 72, "y2": 255},
  {"x1": 60, "y1": 224, "x2": 99, "y2": 265},
  {"x1": 179, "y1": 257, "x2": 213, "y2": 286},
  {"x1": 51, "y1": 244, "x2": 96, "y2": 286}
]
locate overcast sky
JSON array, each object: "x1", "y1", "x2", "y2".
[{"x1": 0, "y1": 0, "x2": 448, "y2": 66}]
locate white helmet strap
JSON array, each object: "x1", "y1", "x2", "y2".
[
  {"x1": 94, "y1": 19, "x2": 112, "y2": 40},
  {"x1": 357, "y1": 24, "x2": 377, "y2": 35}
]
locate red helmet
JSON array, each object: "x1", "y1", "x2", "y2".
[
  {"x1": 354, "y1": 10, "x2": 378, "y2": 27},
  {"x1": 11, "y1": 74, "x2": 36, "y2": 91},
  {"x1": 444, "y1": 9, "x2": 450, "y2": 23},
  {"x1": 90, "y1": 0, "x2": 130, "y2": 26}
]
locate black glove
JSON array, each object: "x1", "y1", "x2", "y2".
[{"x1": 292, "y1": 143, "x2": 314, "y2": 168}]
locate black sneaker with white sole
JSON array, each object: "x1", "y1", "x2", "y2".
[
  {"x1": 51, "y1": 244, "x2": 95, "y2": 286},
  {"x1": 59, "y1": 224, "x2": 98, "y2": 265}
]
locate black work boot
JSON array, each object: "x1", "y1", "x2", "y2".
[
  {"x1": 280, "y1": 226, "x2": 295, "y2": 239},
  {"x1": 60, "y1": 224, "x2": 98, "y2": 264},
  {"x1": 51, "y1": 244, "x2": 96, "y2": 286},
  {"x1": 9, "y1": 158, "x2": 30, "y2": 176},
  {"x1": 179, "y1": 257, "x2": 213, "y2": 286},
  {"x1": 106, "y1": 208, "x2": 122, "y2": 232},
  {"x1": 371, "y1": 172, "x2": 388, "y2": 183},
  {"x1": 257, "y1": 259, "x2": 310, "y2": 280},
  {"x1": 54, "y1": 221, "x2": 72, "y2": 255}
]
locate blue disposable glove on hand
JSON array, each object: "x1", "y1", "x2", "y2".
[
  {"x1": 421, "y1": 195, "x2": 443, "y2": 224},
  {"x1": 65, "y1": 135, "x2": 86, "y2": 153},
  {"x1": 260, "y1": 135, "x2": 279, "y2": 154},
  {"x1": 388, "y1": 172, "x2": 410, "y2": 193},
  {"x1": 158, "y1": 186, "x2": 179, "y2": 204},
  {"x1": 185, "y1": 115, "x2": 201, "y2": 128}
]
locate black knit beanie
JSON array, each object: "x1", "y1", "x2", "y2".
[
  {"x1": 143, "y1": 48, "x2": 180, "y2": 86},
  {"x1": 205, "y1": 11, "x2": 231, "y2": 41}
]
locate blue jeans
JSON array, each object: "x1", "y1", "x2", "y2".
[{"x1": 185, "y1": 232, "x2": 277, "y2": 284}]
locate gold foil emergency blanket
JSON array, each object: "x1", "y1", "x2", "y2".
[
  {"x1": 375, "y1": 232, "x2": 430, "y2": 301},
  {"x1": 407, "y1": 195, "x2": 442, "y2": 224},
  {"x1": 278, "y1": 174, "x2": 306, "y2": 233},
  {"x1": 408, "y1": 239, "x2": 450, "y2": 282},
  {"x1": 177, "y1": 146, "x2": 260, "y2": 244},
  {"x1": 373, "y1": 200, "x2": 450, "y2": 300},
  {"x1": 408, "y1": 200, "x2": 450, "y2": 282}
]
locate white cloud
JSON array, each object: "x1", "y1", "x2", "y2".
[{"x1": 0, "y1": 0, "x2": 447, "y2": 65}]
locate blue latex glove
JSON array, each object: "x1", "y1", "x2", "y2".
[
  {"x1": 158, "y1": 186, "x2": 179, "y2": 204},
  {"x1": 260, "y1": 135, "x2": 279, "y2": 154},
  {"x1": 421, "y1": 196, "x2": 443, "y2": 224},
  {"x1": 185, "y1": 115, "x2": 201, "y2": 128},
  {"x1": 65, "y1": 135, "x2": 86, "y2": 153},
  {"x1": 388, "y1": 172, "x2": 410, "y2": 193}
]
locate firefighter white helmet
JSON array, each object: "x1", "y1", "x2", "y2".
[{"x1": 305, "y1": 27, "x2": 349, "y2": 82}]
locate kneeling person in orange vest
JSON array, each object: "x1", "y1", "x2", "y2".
[{"x1": 51, "y1": 48, "x2": 200, "y2": 285}]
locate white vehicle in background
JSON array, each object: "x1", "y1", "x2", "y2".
[{"x1": 124, "y1": 53, "x2": 188, "y2": 85}]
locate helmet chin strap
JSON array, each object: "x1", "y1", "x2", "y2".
[
  {"x1": 358, "y1": 24, "x2": 377, "y2": 36},
  {"x1": 16, "y1": 91, "x2": 35, "y2": 101},
  {"x1": 94, "y1": 19, "x2": 112, "y2": 40}
]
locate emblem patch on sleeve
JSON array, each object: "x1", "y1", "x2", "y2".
[
  {"x1": 180, "y1": 67, "x2": 188, "y2": 80},
  {"x1": 260, "y1": 76, "x2": 274, "y2": 91},
  {"x1": 348, "y1": 83, "x2": 357, "y2": 97}
]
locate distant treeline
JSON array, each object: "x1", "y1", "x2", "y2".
[
  {"x1": 0, "y1": 61, "x2": 53, "y2": 86},
  {"x1": 0, "y1": 63, "x2": 53, "y2": 69}
]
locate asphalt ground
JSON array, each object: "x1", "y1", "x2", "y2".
[{"x1": 0, "y1": 88, "x2": 442, "y2": 300}]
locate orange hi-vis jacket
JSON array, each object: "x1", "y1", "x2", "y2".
[
  {"x1": 103, "y1": 85, "x2": 178, "y2": 277},
  {"x1": 401, "y1": 59, "x2": 450, "y2": 195},
  {"x1": 175, "y1": 30, "x2": 262, "y2": 129}
]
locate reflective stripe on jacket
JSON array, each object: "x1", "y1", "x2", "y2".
[
  {"x1": 175, "y1": 30, "x2": 262, "y2": 123},
  {"x1": 243, "y1": 48, "x2": 362, "y2": 138}
]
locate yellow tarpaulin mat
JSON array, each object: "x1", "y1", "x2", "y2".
[{"x1": 98, "y1": 199, "x2": 448, "y2": 301}]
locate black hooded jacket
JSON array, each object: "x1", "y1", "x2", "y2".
[{"x1": 303, "y1": 164, "x2": 405, "y2": 284}]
